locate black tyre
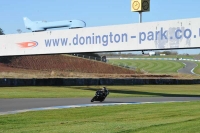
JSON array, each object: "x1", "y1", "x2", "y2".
[{"x1": 91, "y1": 97, "x2": 95, "y2": 102}]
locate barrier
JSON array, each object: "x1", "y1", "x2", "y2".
[{"x1": 0, "y1": 78, "x2": 200, "y2": 87}]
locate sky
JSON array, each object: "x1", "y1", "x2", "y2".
[{"x1": 1, "y1": 0, "x2": 200, "y2": 54}]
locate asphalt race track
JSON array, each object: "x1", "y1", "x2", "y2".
[
  {"x1": 1, "y1": 97, "x2": 200, "y2": 115},
  {"x1": 178, "y1": 61, "x2": 198, "y2": 75}
]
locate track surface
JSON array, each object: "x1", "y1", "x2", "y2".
[
  {"x1": 178, "y1": 61, "x2": 198, "y2": 74},
  {"x1": 1, "y1": 97, "x2": 200, "y2": 113}
]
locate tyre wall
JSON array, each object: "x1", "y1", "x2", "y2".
[{"x1": 0, "y1": 78, "x2": 200, "y2": 87}]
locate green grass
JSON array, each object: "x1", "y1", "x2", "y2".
[
  {"x1": 193, "y1": 62, "x2": 200, "y2": 75},
  {"x1": 1, "y1": 85, "x2": 200, "y2": 98},
  {"x1": 120, "y1": 55, "x2": 194, "y2": 59},
  {"x1": 1, "y1": 101, "x2": 200, "y2": 133},
  {"x1": 108, "y1": 59, "x2": 184, "y2": 73},
  {"x1": 1, "y1": 85, "x2": 200, "y2": 132}
]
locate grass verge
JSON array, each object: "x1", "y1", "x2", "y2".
[
  {"x1": 193, "y1": 61, "x2": 200, "y2": 75},
  {"x1": 0, "y1": 85, "x2": 200, "y2": 98},
  {"x1": 108, "y1": 60, "x2": 184, "y2": 74},
  {"x1": 0, "y1": 101, "x2": 200, "y2": 133}
]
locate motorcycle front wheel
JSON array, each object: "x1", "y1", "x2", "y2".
[{"x1": 91, "y1": 96, "x2": 96, "y2": 102}]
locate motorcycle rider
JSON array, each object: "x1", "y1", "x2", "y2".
[
  {"x1": 95, "y1": 87, "x2": 109, "y2": 96},
  {"x1": 91, "y1": 87, "x2": 109, "y2": 102},
  {"x1": 101, "y1": 87, "x2": 109, "y2": 96}
]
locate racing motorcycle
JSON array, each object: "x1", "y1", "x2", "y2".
[{"x1": 91, "y1": 88, "x2": 109, "y2": 102}]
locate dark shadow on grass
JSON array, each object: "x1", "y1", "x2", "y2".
[{"x1": 71, "y1": 86, "x2": 200, "y2": 97}]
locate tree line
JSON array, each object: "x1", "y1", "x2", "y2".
[{"x1": 0, "y1": 28, "x2": 4, "y2": 35}]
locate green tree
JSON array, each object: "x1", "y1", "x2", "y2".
[{"x1": 0, "y1": 28, "x2": 5, "y2": 35}]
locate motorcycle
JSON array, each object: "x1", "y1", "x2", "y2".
[{"x1": 91, "y1": 89, "x2": 109, "y2": 102}]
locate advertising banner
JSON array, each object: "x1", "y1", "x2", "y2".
[{"x1": 0, "y1": 17, "x2": 200, "y2": 56}]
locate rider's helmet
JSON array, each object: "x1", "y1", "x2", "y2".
[{"x1": 102, "y1": 87, "x2": 107, "y2": 91}]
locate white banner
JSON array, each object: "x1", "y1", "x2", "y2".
[{"x1": 0, "y1": 17, "x2": 200, "y2": 56}]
